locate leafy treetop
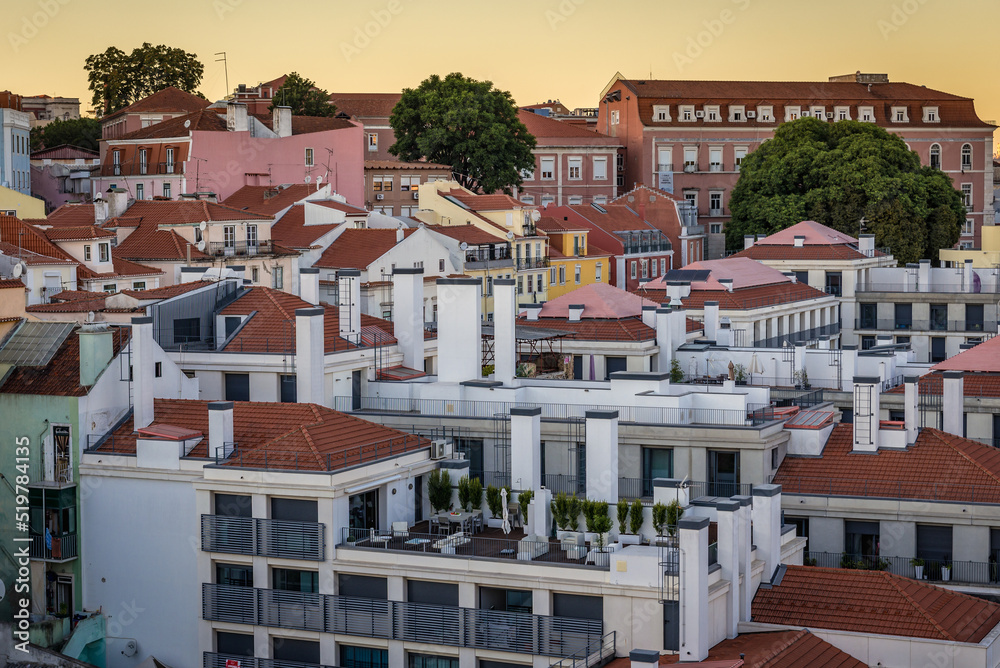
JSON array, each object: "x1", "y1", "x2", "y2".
[
  {"x1": 85, "y1": 43, "x2": 205, "y2": 117},
  {"x1": 268, "y1": 72, "x2": 336, "y2": 118}
]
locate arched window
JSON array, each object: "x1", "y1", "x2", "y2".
[
  {"x1": 961, "y1": 143, "x2": 972, "y2": 170},
  {"x1": 929, "y1": 144, "x2": 941, "y2": 170}
]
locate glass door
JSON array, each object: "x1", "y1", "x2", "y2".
[
  {"x1": 708, "y1": 450, "x2": 739, "y2": 497},
  {"x1": 642, "y1": 448, "x2": 674, "y2": 497}
]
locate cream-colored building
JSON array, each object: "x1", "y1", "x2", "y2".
[{"x1": 0, "y1": 184, "x2": 45, "y2": 218}]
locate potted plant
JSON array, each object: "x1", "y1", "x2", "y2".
[
  {"x1": 583, "y1": 500, "x2": 609, "y2": 543},
  {"x1": 468, "y1": 476, "x2": 483, "y2": 513},
  {"x1": 793, "y1": 369, "x2": 810, "y2": 390},
  {"x1": 651, "y1": 502, "x2": 668, "y2": 546},
  {"x1": 617, "y1": 499, "x2": 630, "y2": 537},
  {"x1": 619, "y1": 499, "x2": 644, "y2": 545},
  {"x1": 910, "y1": 558, "x2": 924, "y2": 580},
  {"x1": 565, "y1": 494, "x2": 583, "y2": 539},
  {"x1": 518, "y1": 489, "x2": 533, "y2": 531},
  {"x1": 591, "y1": 514, "x2": 613, "y2": 566},
  {"x1": 733, "y1": 363, "x2": 748, "y2": 385},
  {"x1": 669, "y1": 358, "x2": 685, "y2": 383},
  {"x1": 485, "y1": 485, "x2": 504, "y2": 528},
  {"x1": 804, "y1": 557, "x2": 817, "y2": 567},
  {"x1": 941, "y1": 558, "x2": 952, "y2": 582},
  {"x1": 428, "y1": 469, "x2": 453, "y2": 513},
  {"x1": 457, "y1": 476, "x2": 472, "y2": 511}
]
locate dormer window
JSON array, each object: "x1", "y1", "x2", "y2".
[
  {"x1": 757, "y1": 105, "x2": 773, "y2": 122},
  {"x1": 680, "y1": 105, "x2": 695, "y2": 122},
  {"x1": 810, "y1": 106, "x2": 826, "y2": 119},
  {"x1": 729, "y1": 105, "x2": 746, "y2": 122},
  {"x1": 923, "y1": 106, "x2": 939, "y2": 123},
  {"x1": 835, "y1": 106, "x2": 851, "y2": 121},
  {"x1": 705, "y1": 105, "x2": 720, "y2": 122},
  {"x1": 784, "y1": 106, "x2": 801, "y2": 122},
  {"x1": 652, "y1": 105, "x2": 671, "y2": 122},
  {"x1": 99, "y1": 243, "x2": 110, "y2": 262},
  {"x1": 891, "y1": 106, "x2": 909, "y2": 123},
  {"x1": 858, "y1": 106, "x2": 874, "y2": 122}
]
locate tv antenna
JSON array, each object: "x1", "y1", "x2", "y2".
[{"x1": 215, "y1": 52, "x2": 229, "y2": 99}]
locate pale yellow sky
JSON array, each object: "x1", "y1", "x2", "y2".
[{"x1": 4, "y1": 0, "x2": 997, "y2": 150}]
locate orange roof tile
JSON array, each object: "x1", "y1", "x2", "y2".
[
  {"x1": 117, "y1": 107, "x2": 226, "y2": 140},
  {"x1": 44, "y1": 225, "x2": 116, "y2": 241},
  {"x1": 328, "y1": 92, "x2": 401, "y2": 119},
  {"x1": 774, "y1": 424, "x2": 1000, "y2": 503},
  {"x1": 0, "y1": 326, "x2": 130, "y2": 396},
  {"x1": 26, "y1": 298, "x2": 113, "y2": 314},
  {"x1": 636, "y1": 282, "x2": 827, "y2": 311},
  {"x1": 0, "y1": 279, "x2": 27, "y2": 290},
  {"x1": 251, "y1": 113, "x2": 356, "y2": 135},
  {"x1": 118, "y1": 281, "x2": 213, "y2": 299},
  {"x1": 314, "y1": 228, "x2": 416, "y2": 269},
  {"x1": 425, "y1": 224, "x2": 503, "y2": 245},
  {"x1": 885, "y1": 372, "x2": 1000, "y2": 398},
  {"x1": 77, "y1": 257, "x2": 164, "y2": 280},
  {"x1": 364, "y1": 159, "x2": 452, "y2": 171},
  {"x1": 442, "y1": 189, "x2": 528, "y2": 212},
  {"x1": 49, "y1": 289, "x2": 104, "y2": 301},
  {"x1": 517, "y1": 109, "x2": 619, "y2": 143},
  {"x1": 0, "y1": 216, "x2": 75, "y2": 262},
  {"x1": 752, "y1": 565, "x2": 1000, "y2": 642},
  {"x1": 103, "y1": 87, "x2": 210, "y2": 122},
  {"x1": 516, "y1": 316, "x2": 654, "y2": 342},
  {"x1": 931, "y1": 336, "x2": 1000, "y2": 373},
  {"x1": 222, "y1": 184, "x2": 319, "y2": 215},
  {"x1": 0, "y1": 242, "x2": 74, "y2": 266},
  {"x1": 628, "y1": 630, "x2": 866, "y2": 668},
  {"x1": 45, "y1": 203, "x2": 98, "y2": 227}
]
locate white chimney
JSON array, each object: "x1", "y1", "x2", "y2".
[
  {"x1": 208, "y1": 401, "x2": 234, "y2": 458},
  {"x1": 641, "y1": 304, "x2": 656, "y2": 328},
  {"x1": 568, "y1": 304, "x2": 584, "y2": 322},
  {"x1": 436, "y1": 277, "x2": 482, "y2": 383},
  {"x1": 337, "y1": 269, "x2": 362, "y2": 341},
  {"x1": 716, "y1": 318, "x2": 732, "y2": 347},
  {"x1": 751, "y1": 484, "x2": 782, "y2": 583},
  {"x1": 300, "y1": 267, "x2": 320, "y2": 306},
  {"x1": 131, "y1": 316, "x2": 155, "y2": 430},
  {"x1": 851, "y1": 376, "x2": 881, "y2": 452},
  {"x1": 679, "y1": 516, "x2": 710, "y2": 662},
  {"x1": 718, "y1": 278, "x2": 734, "y2": 293},
  {"x1": 794, "y1": 341, "x2": 806, "y2": 377},
  {"x1": 715, "y1": 499, "x2": 740, "y2": 639},
  {"x1": 734, "y1": 495, "x2": 753, "y2": 621},
  {"x1": 904, "y1": 375, "x2": 919, "y2": 444},
  {"x1": 396, "y1": 227, "x2": 405, "y2": 243},
  {"x1": 107, "y1": 188, "x2": 129, "y2": 219},
  {"x1": 703, "y1": 301, "x2": 719, "y2": 341},
  {"x1": 272, "y1": 105, "x2": 292, "y2": 138},
  {"x1": 493, "y1": 278, "x2": 517, "y2": 385},
  {"x1": 964, "y1": 259, "x2": 975, "y2": 292},
  {"x1": 295, "y1": 307, "x2": 325, "y2": 404},
  {"x1": 585, "y1": 410, "x2": 619, "y2": 503},
  {"x1": 793, "y1": 235, "x2": 805, "y2": 247},
  {"x1": 226, "y1": 101, "x2": 248, "y2": 133},
  {"x1": 942, "y1": 371, "x2": 964, "y2": 437},
  {"x1": 743, "y1": 234, "x2": 755, "y2": 250},
  {"x1": 93, "y1": 198, "x2": 109, "y2": 224},
  {"x1": 524, "y1": 303, "x2": 541, "y2": 321},
  {"x1": 918, "y1": 259, "x2": 931, "y2": 293},
  {"x1": 858, "y1": 233, "x2": 875, "y2": 257},
  {"x1": 671, "y1": 306, "x2": 686, "y2": 350},
  {"x1": 666, "y1": 280, "x2": 689, "y2": 305},
  {"x1": 656, "y1": 306, "x2": 673, "y2": 372},
  {"x1": 510, "y1": 406, "x2": 541, "y2": 493},
  {"x1": 392, "y1": 267, "x2": 425, "y2": 372}
]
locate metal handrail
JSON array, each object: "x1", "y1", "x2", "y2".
[
  {"x1": 805, "y1": 551, "x2": 998, "y2": 585},
  {"x1": 548, "y1": 630, "x2": 616, "y2": 668}
]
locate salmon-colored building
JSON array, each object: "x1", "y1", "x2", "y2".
[{"x1": 598, "y1": 71, "x2": 996, "y2": 258}]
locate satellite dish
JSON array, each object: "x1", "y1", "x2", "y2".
[
  {"x1": 199, "y1": 221, "x2": 207, "y2": 232},
  {"x1": 459, "y1": 241, "x2": 469, "y2": 251},
  {"x1": 316, "y1": 175, "x2": 323, "y2": 185},
  {"x1": 11, "y1": 263, "x2": 23, "y2": 278},
  {"x1": 304, "y1": 175, "x2": 312, "y2": 183},
  {"x1": 86, "y1": 311, "x2": 95, "y2": 323},
  {"x1": 531, "y1": 210, "x2": 541, "y2": 222},
  {"x1": 506, "y1": 231, "x2": 515, "y2": 240},
  {"x1": 183, "y1": 119, "x2": 191, "y2": 129},
  {"x1": 196, "y1": 240, "x2": 206, "y2": 252}
]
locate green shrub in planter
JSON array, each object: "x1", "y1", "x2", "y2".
[
  {"x1": 617, "y1": 498, "x2": 629, "y2": 532},
  {"x1": 457, "y1": 476, "x2": 471, "y2": 511},
  {"x1": 468, "y1": 476, "x2": 483, "y2": 512},
  {"x1": 629, "y1": 499, "x2": 644, "y2": 535},
  {"x1": 518, "y1": 489, "x2": 533, "y2": 522},
  {"x1": 486, "y1": 485, "x2": 503, "y2": 518}
]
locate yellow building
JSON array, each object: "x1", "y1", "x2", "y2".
[
  {"x1": 0, "y1": 184, "x2": 45, "y2": 219},
  {"x1": 940, "y1": 226, "x2": 1000, "y2": 268},
  {"x1": 536, "y1": 216, "x2": 611, "y2": 300},
  {"x1": 0, "y1": 279, "x2": 29, "y2": 339}
]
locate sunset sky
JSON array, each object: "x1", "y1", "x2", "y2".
[{"x1": 4, "y1": 0, "x2": 998, "y2": 150}]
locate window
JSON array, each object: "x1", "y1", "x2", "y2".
[
  {"x1": 784, "y1": 106, "x2": 801, "y2": 122},
  {"x1": 593, "y1": 156, "x2": 608, "y2": 180},
  {"x1": 824, "y1": 271, "x2": 841, "y2": 297},
  {"x1": 709, "y1": 223, "x2": 722, "y2": 234},
  {"x1": 272, "y1": 266, "x2": 283, "y2": 290},
  {"x1": 661, "y1": 258, "x2": 667, "y2": 274},
  {"x1": 83, "y1": 245, "x2": 91, "y2": 261},
  {"x1": 408, "y1": 653, "x2": 459, "y2": 668},
  {"x1": 99, "y1": 243, "x2": 109, "y2": 262},
  {"x1": 112, "y1": 150, "x2": 121, "y2": 174},
  {"x1": 859, "y1": 303, "x2": 877, "y2": 329},
  {"x1": 246, "y1": 224, "x2": 258, "y2": 252},
  {"x1": 929, "y1": 304, "x2": 948, "y2": 331},
  {"x1": 609, "y1": 109, "x2": 619, "y2": 125},
  {"x1": 225, "y1": 373, "x2": 250, "y2": 401},
  {"x1": 372, "y1": 175, "x2": 393, "y2": 191},
  {"x1": 520, "y1": 195, "x2": 535, "y2": 205},
  {"x1": 709, "y1": 147, "x2": 722, "y2": 172},
  {"x1": 961, "y1": 183, "x2": 973, "y2": 209},
  {"x1": 889, "y1": 106, "x2": 908, "y2": 122},
  {"x1": 537, "y1": 272, "x2": 544, "y2": 290},
  {"x1": 966, "y1": 304, "x2": 985, "y2": 332},
  {"x1": 540, "y1": 195, "x2": 555, "y2": 207},
  {"x1": 916, "y1": 524, "x2": 953, "y2": 577},
  {"x1": 653, "y1": 105, "x2": 670, "y2": 121},
  {"x1": 133, "y1": 281, "x2": 146, "y2": 291},
  {"x1": 138, "y1": 148, "x2": 148, "y2": 174},
  {"x1": 757, "y1": 105, "x2": 773, "y2": 122},
  {"x1": 367, "y1": 133, "x2": 378, "y2": 151},
  {"x1": 961, "y1": 144, "x2": 973, "y2": 170},
  {"x1": 640, "y1": 259, "x2": 648, "y2": 279},
  {"x1": 558, "y1": 265, "x2": 566, "y2": 285},
  {"x1": 835, "y1": 106, "x2": 851, "y2": 121},
  {"x1": 630, "y1": 261, "x2": 637, "y2": 280},
  {"x1": 550, "y1": 267, "x2": 557, "y2": 284},
  {"x1": 251, "y1": 267, "x2": 259, "y2": 283},
  {"x1": 274, "y1": 639, "x2": 320, "y2": 665},
  {"x1": 858, "y1": 106, "x2": 874, "y2": 122},
  {"x1": 153, "y1": 361, "x2": 161, "y2": 378},
  {"x1": 845, "y1": 520, "x2": 880, "y2": 559},
  {"x1": 683, "y1": 146, "x2": 697, "y2": 172},
  {"x1": 894, "y1": 303, "x2": 912, "y2": 330},
  {"x1": 217, "y1": 563, "x2": 253, "y2": 588},
  {"x1": 861, "y1": 335, "x2": 876, "y2": 350},
  {"x1": 135, "y1": 183, "x2": 144, "y2": 200},
  {"x1": 593, "y1": 195, "x2": 607, "y2": 205},
  {"x1": 896, "y1": 336, "x2": 910, "y2": 345},
  {"x1": 810, "y1": 106, "x2": 825, "y2": 119},
  {"x1": 304, "y1": 148, "x2": 314, "y2": 166},
  {"x1": 340, "y1": 646, "x2": 388, "y2": 668},
  {"x1": 399, "y1": 205, "x2": 416, "y2": 217},
  {"x1": 657, "y1": 146, "x2": 672, "y2": 172},
  {"x1": 517, "y1": 276, "x2": 523, "y2": 295},
  {"x1": 734, "y1": 146, "x2": 747, "y2": 171},
  {"x1": 100, "y1": 283, "x2": 115, "y2": 294},
  {"x1": 923, "y1": 106, "x2": 939, "y2": 122},
  {"x1": 162, "y1": 181, "x2": 171, "y2": 199},
  {"x1": 217, "y1": 632, "x2": 254, "y2": 658},
  {"x1": 595, "y1": 263, "x2": 602, "y2": 281},
  {"x1": 683, "y1": 190, "x2": 697, "y2": 209},
  {"x1": 929, "y1": 144, "x2": 941, "y2": 169},
  {"x1": 705, "y1": 105, "x2": 720, "y2": 122},
  {"x1": 679, "y1": 105, "x2": 694, "y2": 122},
  {"x1": 568, "y1": 156, "x2": 582, "y2": 180},
  {"x1": 165, "y1": 147, "x2": 174, "y2": 173},
  {"x1": 540, "y1": 157, "x2": 555, "y2": 180},
  {"x1": 729, "y1": 105, "x2": 745, "y2": 122},
  {"x1": 709, "y1": 191, "x2": 723, "y2": 214},
  {"x1": 963, "y1": 218, "x2": 974, "y2": 236},
  {"x1": 707, "y1": 450, "x2": 740, "y2": 497},
  {"x1": 400, "y1": 175, "x2": 420, "y2": 191},
  {"x1": 527, "y1": 274, "x2": 534, "y2": 293}
]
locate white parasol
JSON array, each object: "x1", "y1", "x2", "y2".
[
  {"x1": 749, "y1": 352, "x2": 765, "y2": 375},
  {"x1": 501, "y1": 488, "x2": 511, "y2": 535}
]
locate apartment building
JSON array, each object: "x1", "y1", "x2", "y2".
[
  {"x1": 598, "y1": 72, "x2": 996, "y2": 257},
  {"x1": 100, "y1": 86, "x2": 211, "y2": 139},
  {"x1": 0, "y1": 91, "x2": 32, "y2": 196},
  {"x1": 30, "y1": 144, "x2": 100, "y2": 212}
]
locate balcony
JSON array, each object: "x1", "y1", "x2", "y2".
[
  {"x1": 805, "y1": 552, "x2": 998, "y2": 585},
  {"x1": 853, "y1": 318, "x2": 997, "y2": 333},
  {"x1": 515, "y1": 257, "x2": 550, "y2": 271},
  {"x1": 709, "y1": 163, "x2": 722, "y2": 172},
  {"x1": 203, "y1": 583, "x2": 603, "y2": 658},
  {"x1": 205, "y1": 240, "x2": 276, "y2": 257},
  {"x1": 99, "y1": 162, "x2": 181, "y2": 177},
  {"x1": 201, "y1": 515, "x2": 326, "y2": 561},
  {"x1": 29, "y1": 532, "x2": 78, "y2": 562},
  {"x1": 856, "y1": 282, "x2": 1000, "y2": 294},
  {"x1": 204, "y1": 655, "x2": 338, "y2": 668},
  {"x1": 683, "y1": 163, "x2": 697, "y2": 173}
]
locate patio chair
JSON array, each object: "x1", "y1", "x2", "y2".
[
  {"x1": 429, "y1": 516, "x2": 443, "y2": 536},
  {"x1": 392, "y1": 521, "x2": 409, "y2": 538},
  {"x1": 472, "y1": 513, "x2": 484, "y2": 534},
  {"x1": 508, "y1": 503, "x2": 522, "y2": 529}
]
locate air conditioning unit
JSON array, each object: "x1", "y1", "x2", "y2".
[
  {"x1": 826, "y1": 112, "x2": 835, "y2": 119},
  {"x1": 430, "y1": 439, "x2": 448, "y2": 460},
  {"x1": 695, "y1": 110, "x2": 706, "y2": 119},
  {"x1": 801, "y1": 111, "x2": 810, "y2": 118},
  {"x1": 412, "y1": 192, "x2": 419, "y2": 200},
  {"x1": 746, "y1": 110, "x2": 756, "y2": 119},
  {"x1": 376, "y1": 193, "x2": 385, "y2": 200}
]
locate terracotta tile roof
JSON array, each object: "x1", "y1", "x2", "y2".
[
  {"x1": 0, "y1": 326, "x2": 130, "y2": 396},
  {"x1": 44, "y1": 225, "x2": 116, "y2": 241},
  {"x1": 0, "y1": 243, "x2": 74, "y2": 266},
  {"x1": 44, "y1": 203, "x2": 97, "y2": 227},
  {"x1": 251, "y1": 113, "x2": 356, "y2": 135},
  {"x1": 117, "y1": 108, "x2": 226, "y2": 141},
  {"x1": 516, "y1": 316, "x2": 655, "y2": 342},
  {"x1": 636, "y1": 281, "x2": 827, "y2": 311},
  {"x1": 49, "y1": 289, "x2": 104, "y2": 301},
  {"x1": 773, "y1": 424, "x2": 1000, "y2": 503},
  {"x1": 752, "y1": 565, "x2": 1000, "y2": 642},
  {"x1": 563, "y1": 203, "x2": 645, "y2": 234},
  {"x1": 328, "y1": 92, "x2": 402, "y2": 119},
  {"x1": 264, "y1": 205, "x2": 336, "y2": 250},
  {"x1": 536, "y1": 283, "x2": 658, "y2": 319},
  {"x1": 26, "y1": 298, "x2": 111, "y2": 313},
  {"x1": 364, "y1": 159, "x2": 452, "y2": 171},
  {"x1": 94, "y1": 398, "x2": 428, "y2": 471},
  {"x1": 886, "y1": 372, "x2": 1000, "y2": 398},
  {"x1": 222, "y1": 185, "x2": 318, "y2": 215},
  {"x1": 930, "y1": 335, "x2": 1000, "y2": 373},
  {"x1": 219, "y1": 287, "x2": 397, "y2": 353},
  {"x1": 314, "y1": 228, "x2": 416, "y2": 269},
  {"x1": 687, "y1": 317, "x2": 703, "y2": 333},
  {"x1": 30, "y1": 144, "x2": 99, "y2": 160},
  {"x1": 0, "y1": 279, "x2": 27, "y2": 290},
  {"x1": 517, "y1": 109, "x2": 619, "y2": 143},
  {"x1": 425, "y1": 224, "x2": 503, "y2": 245},
  {"x1": 118, "y1": 281, "x2": 212, "y2": 299},
  {"x1": 0, "y1": 216, "x2": 75, "y2": 262},
  {"x1": 615, "y1": 77, "x2": 992, "y2": 129},
  {"x1": 442, "y1": 189, "x2": 528, "y2": 212},
  {"x1": 644, "y1": 630, "x2": 865, "y2": 668},
  {"x1": 536, "y1": 216, "x2": 588, "y2": 233},
  {"x1": 106, "y1": 200, "x2": 273, "y2": 227},
  {"x1": 77, "y1": 257, "x2": 164, "y2": 280},
  {"x1": 102, "y1": 87, "x2": 210, "y2": 122},
  {"x1": 733, "y1": 244, "x2": 871, "y2": 261}
]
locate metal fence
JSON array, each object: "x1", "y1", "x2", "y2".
[
  {"x1": 29, "y1": 532, "x2": 78, "y2": 561},
  {"x1": 856, "y1": 282, "x2": 1000, "y2": 294},
  {"x1": 548, "y1": 631, "x2": 617, "y2": 668},
  {"x1": 854, "y1": 318, "x2": 997, "y2": 333},
  {"x1": 333, "y1": 396, "x2": 776, "y2": 427},
  {"x1": 805, "y1": 552, "x2": 997, "y2": 585},
  {"x1": 201, "y1": 515, "x2": 325, "y2": 561},
  {"x1": 204, "y1": 653, "x2": 340, "y2": 668},
  {"x1": 203, "y1": 583, "x2": 603, "y2": 658},
  {"x1": 775, "y1": 476, "x2": 1000, "y2": 504}
]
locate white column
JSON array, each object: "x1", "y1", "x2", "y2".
[
  {"x1": 531, "y1": 488, "x2": 552, "y2": 539},
  {"x1": 918, "y1": 259, "x2": 931, "y2": 292},
  {"x1": 493, "y1": 278, "x2": 517, "y2": 385},
  {"x1": 794, "y1": 341, "x2": 806, "y2": 376},
  {"x1": 751, "y1": 484, "x2": 782, "y2": 583},
  {"x1": 392, "y1": 268, "x2": 425, "y2": 371},
  {"x1": 585, "y1": 410, "x2": 619, "y2": 503},
  {"x1": 904, "y1": 375, "x2": 919, "y2": 444},
  {"x1": 716, "y1": 499, "x2": 740, "y2": 639},
  {"x1": 964, "y1": 259, "x2": 974, "y2": 291},
  {"x1": 653, "y1": 478, "x2": 690, "y2": 508},
  {"x1": 703, "y1": 301, "x2": 719, "y2": 341},
  {"x1": 641, "y1": 305, "x2": 656, "y2": 328},
  {"x1": 942, "y1": 370, "x2": 964, "y2": 437},
  {"x1": 510, "y1": 407, "x2": 541, "y2": 493},
  {"x1": 656, "y1": 307, "x2": 673, "y2": 373},
  {"x1": 671, "y1": 307, "x2": 686, "y2": 350},
  {"x1": 733, "y1": 495, "x2": 752, "y2": 622},
  {"x1": 300, "y1": 267, "x2": 320, "y2": 305},
  {"x1": 295, "y1": 307, "x2": 325, "y2": 404},
  {"x1": 131, "y1": 316, "x2": 155, "y2": 430},
  {"x1": 436, "y1": 278, "x2": 482, "y2": 383},
  {"x1": 679, "y1": 516, "x2": 709, "y2": 662}
]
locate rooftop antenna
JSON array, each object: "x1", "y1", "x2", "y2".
[{"x1": 215, "y1": 52, "x2": 229, "y2": 99}]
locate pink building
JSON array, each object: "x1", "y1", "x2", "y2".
[
  {"x1": 30, "y1": 144, "x2": 100, "y2": 212},
  {"x1": 93, "y1": 102, "x2": 365, "y2": 205},
  {"x1": 599, "y1": 72, "x2": 996, "y2": 257}
]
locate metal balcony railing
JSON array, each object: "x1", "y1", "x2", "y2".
[
  {"x1": 516, "y1": 257, "x2": 550, "y2": 270},
  {"x1": 853, "y1": 318, "x2": 996, "y2": 333},
  {"x1": 203, "y1": 584, "x2": 604, "y2": 658},
  {"x1": 29, "y1": 533, "x2": 78, "y2": 561},
  {"x1": 100, "y1": 162, "x2": 181, "y2": 177},
  {"x1": 805, "y1": 552, "x2": 999, "y2": 585},
  {"x1": 204, "y1": 654, "x2": 340, "y2": 668},
  {"x1": 548, "y1": 631, "x2": 617, "y2": 668},
  {"x1": 856, "y1": 282, "x2": 1000, "y2": 294},
  {"x1": 201, "y1": 515, "x2": 326, "y2": 561},
  {"x1": 206, "y1": 240, "x2": 276, "y2": 257},
  {"x1": 774, "y1": 476, "x2": 1000, "y2": 504}
]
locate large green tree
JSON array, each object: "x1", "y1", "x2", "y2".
[
  {"x1": 30, "y1": 118, "x2": 102, "y2": 153},
  {"x1": 725, "y1": 117, "x2": 965, "y2": 264},
  {"x1": 389, "y1": 73, "x2": 537, "y2": 194},
  {"x1": 268, "y1": 72, "x2": 335, "y2": 117},
  {"x1": 85, "y1": 43, "x2": 204, "y2": 117}
]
